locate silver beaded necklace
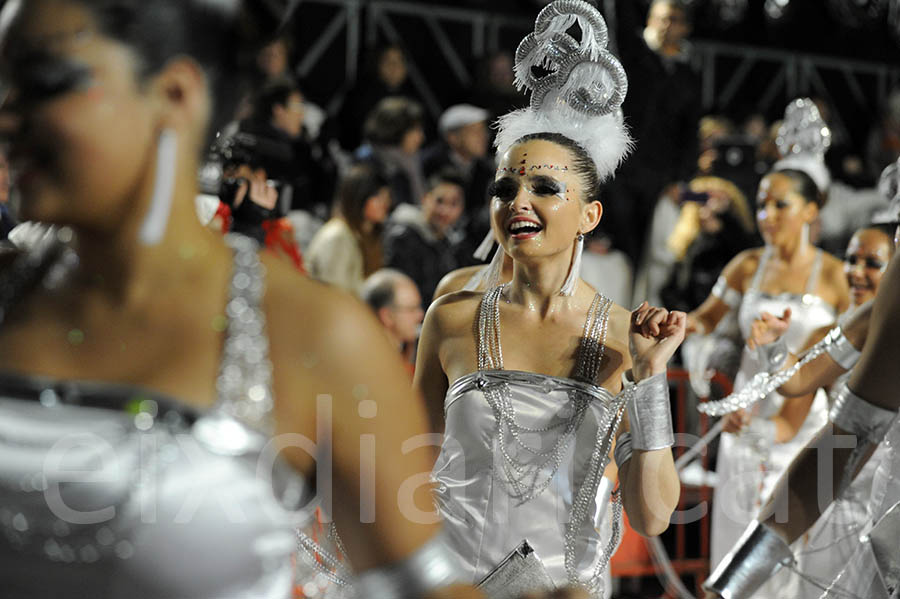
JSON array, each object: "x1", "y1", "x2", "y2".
[{"x1": 476, "y1": 284, "x2": 627, "y2": 595}]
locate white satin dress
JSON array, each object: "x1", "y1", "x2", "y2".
[
  {"x1": 0, "y1": 235, "x2": 310, "y2": 599},
  {"x1": 710, "y1": 247, "x2": 837, "y2": 573},
  {"x1": 432, "y1": 286, "x2": 626, "y2": 598}
]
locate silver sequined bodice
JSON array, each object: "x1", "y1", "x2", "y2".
[
  {"x1": 432, "y1": 286, "x2": 625, "y2": 597},
  {"x1": 0, "y1": 234, "x2": 310, "y2": 599}
]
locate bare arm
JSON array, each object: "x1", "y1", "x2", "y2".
[
  {"x1": 686, "y1": 250, "x2": 754, "y2": 335},
  {"x1": 414, "y1": 299, "x2": 452, "y2": 435},
  {"x1": 618, "y1": 305, "x2": 685, "y2": 537}
]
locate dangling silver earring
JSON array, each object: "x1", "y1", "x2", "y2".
[
  {"x1": 559, "y1": 233, "x2": 584, "y2": 296},
  {"x1": 463, "y1": 244, "x2": 505, "y2": 292},
  {"x1": 138, "y1": 128, "x2": 178, "y2": 246}
]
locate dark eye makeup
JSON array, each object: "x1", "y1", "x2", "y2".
[
  {"x1": 488, "y1": 175, "x2": 564, "y2": 201},
  {"x1": 487, "y1": 177, "x2": 518, "y2": 201},
  {"x1": 4, "y1": 53, "x2": 92, "y2": 106},
  {"x1": 845, "y1": 255, "x2": 886, "y2": 270}
]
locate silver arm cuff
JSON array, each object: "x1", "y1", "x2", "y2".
[
  {"x1": 755, "y1": 338, "x2": 789, "y2": 372},
  {"x1": 354, "y1": 531, "x2": 460, "y2": 598},
  {"x1": 626, "y1": 372, "x2": 674, "y2": 451},
  {"x1": 829, "y1": 381, "x2": 898, "y2": 442},
  {"x1": 703, "y1": 520, "x2": 795, "y2": 599},
  {"x1": 823, "y1": 326, "x2": 861, "y2": 371},
  {"x1": 614, "y1": 431, "x2": 633, "y2": 468},
  {"x1": 712, "y1": 276, "x2": 742, "y2": 310}
]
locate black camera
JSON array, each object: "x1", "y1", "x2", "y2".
[{"x1": 679, "y1": 189, "x2": 710, "y2": 204}]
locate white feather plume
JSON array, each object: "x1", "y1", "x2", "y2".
[{"x1": 494, "y1": 107, "x2": 633, "y2": 183}]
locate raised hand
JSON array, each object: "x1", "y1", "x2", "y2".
[
  {"x1": 233, "y1": 171, "x2": 278, "y2": 211},
  {"x1": 747, "y1": 308, "x2": 791, "y2": 350},
  {"x1": 721, "y1": 408, "x2": 749, "y2": 433},
  {"x1": 629, "y1": 302, "x2": 687, "y2": 381}
]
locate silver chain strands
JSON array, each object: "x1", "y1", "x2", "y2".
[
  {"x1": 477, "y1": 285, "x2": 626, "y2": 596},
  {"x1": 295, "y1": 523, "x2": 354, "y2": 590},
  {"x1": 213, "y1": 234, "x2": 275, "y2": 435},
  {"x1": 564, "y1": 395, "x2": 627, "y2": 595}
]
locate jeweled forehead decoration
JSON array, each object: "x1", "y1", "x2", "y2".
[
  {"x1": 493, "y1": 0, "x2": 633, "y2": 184},
  {"x1": 773, "y1": 97, "x2": 832, "y2": 192}
]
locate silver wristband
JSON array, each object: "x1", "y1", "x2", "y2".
[
  {"x1": 756, "y1": 338, "x2": 789, "y2": 372},
  {"x1": 354, "y1": 531, "x2": 460, "y2": 598},
  {"x1": 712, "y1": 276, "x2": 742, "y2": 310},
  {"x1": 703, "y1": 520, "x2": 794, "y2": 599},
  {"x1": 614, "y1": 431, "x2": 633, "y2": 468},
  {"x1": 626, "y1": 372, "x2": 674, "y2": 451},
  {"x1": 823, "y1": 326, "x2": 861, "y2": 371},
  {"x1": 829, "y1": 381, "x2": 897, "y2": 442}
]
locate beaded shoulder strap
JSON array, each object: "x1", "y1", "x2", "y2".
[
  {"x1": 476, "y1": 286, "x2": 505, "y2": 371},
  {"x1": 804, "y1": 249, "x2": 824, "y2": 295},
  {"x1": 573, "y1": 293, "x2": 613, "y2": 384},
  {"x1": 214, "y1": 234, "x2": 275, "y2": 435}
]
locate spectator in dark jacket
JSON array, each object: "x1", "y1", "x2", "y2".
[
  {"x1": 421, "y1": 104, "x2": 495, "y2": 262},
  {"x1": 605, "y1": 0, "x2": 702, "y2": 268},
  {"x1": 383, "y1": 168, "x2": 466, "y2": 306}
]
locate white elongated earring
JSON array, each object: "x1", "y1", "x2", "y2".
[
  {"x1": 138, "y1": 128, "x2": 178, "y2": 246},
  {"x1": 801, "y1": 222, "x2": 810, "y2": 246},
  {"x1": 473, "y1": 230, "x2": 495, "y2": 261},
  {"x1": 559, "y1": 233, "x2": 584, "y2": 296},
  {"x1": 463, "y1": 244, "x2": 505, "y2": 292}
]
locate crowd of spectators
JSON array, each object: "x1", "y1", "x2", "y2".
[{"x1": 2, "y1": 0, "x2": 898, "y2": 374}]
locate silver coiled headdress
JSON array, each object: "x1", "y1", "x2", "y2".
[
  {"x1": 493, "y1": 0, "x2": 633, "y2": 183},
  {"x1": 773, "y1": 97, "x2": 832, "y2": 192},
  {"x1": 873, "y1": 155, "x2": 900, "y2": 225}
]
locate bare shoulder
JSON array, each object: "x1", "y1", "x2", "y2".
[
  {"x1": 432, "y1": 265, "x2": 484, "y2": 301},
  {"x1": 262, "y1": 253, "x2": 375, "y2": 351},
  {"x1": 722, "y1": 247, "x2": 764, "y2": 290},
  {"x1": 423, "y1": 288, "x2": 483, "y2": 337},
  {"x1": 819, "y1": 250, "x2": 849, "y2": 283}
]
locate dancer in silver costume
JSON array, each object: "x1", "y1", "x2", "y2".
[
  {"x1": 0, "y1": 1, "x2": 488, "y2": 598},
  {"x1": 686, "y1": 100, "x2": 850, "y2": 572},
  {"x1": 416, "y1": 2, "x2": 684, "y2": 597},
  {"x1": 703, "y1": 167, "x2": 900, "y2": 599},
  {"x1": 729, "y1": 222, "x2": 895, "y2": 598}
]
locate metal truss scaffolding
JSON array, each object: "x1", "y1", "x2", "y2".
[{"x1": 293, "y1": 0, "x2": 900, "y2": 135}]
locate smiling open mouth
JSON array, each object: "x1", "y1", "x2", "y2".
[{"x1": 508, "y1": 220, "x2": 544, "y2": 238}]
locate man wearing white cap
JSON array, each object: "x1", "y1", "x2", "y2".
[{"x1": 421, "y1": 103, "x2": 494, "y2": 262}]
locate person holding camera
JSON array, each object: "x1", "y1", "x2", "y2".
[
  {"x1": 215, "y1": 135, "x2": 305, "y2": 271},
  {"x1": 661, "y1": 176, "x2": 758, "y2": 313},
  {"x1": 239, "y1": 77, "x2": 336, "y2": 215}
]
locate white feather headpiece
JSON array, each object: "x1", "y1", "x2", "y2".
[
  {"x1": 493, "y1": 0, "x2": 633, "y2": 183},
  {"x1": 773, "y1": 98, "x2": 832, "y2": 192}
]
